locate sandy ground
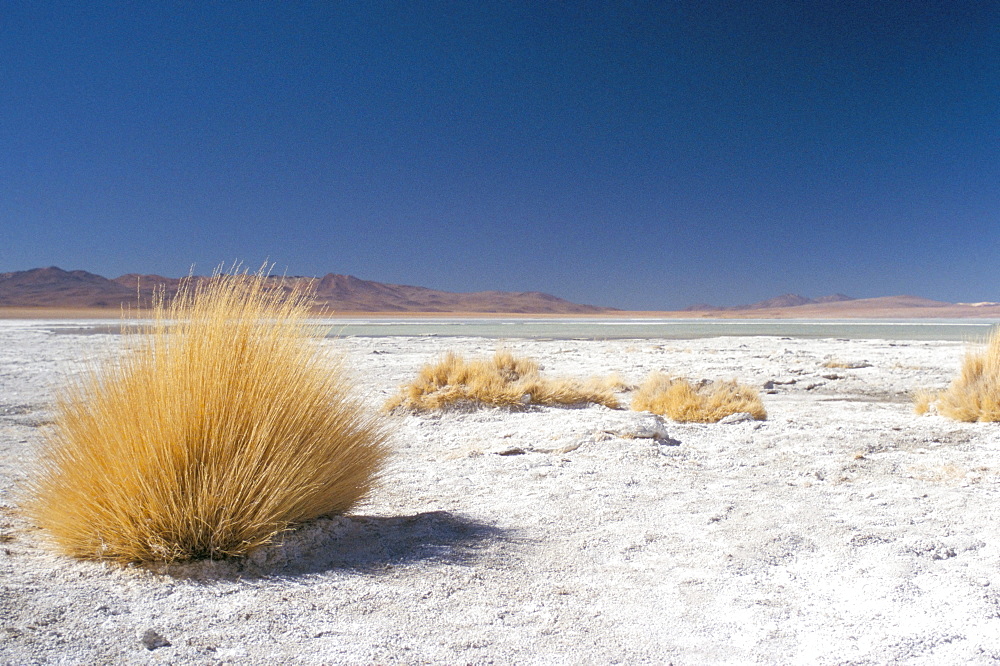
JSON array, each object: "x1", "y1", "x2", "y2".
[{"x1": 2, "y1": 321, "x2": 1000, "y2": 664}]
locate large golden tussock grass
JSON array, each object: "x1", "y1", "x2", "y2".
[
  {"x1": 631, "y1": 373, "x2": 767, "y2": 423},
  {"x1": 927, "y1": 330, "x2": 1000, "y2": 422},
  {"x1": 25, "y1": 268, "x2": 389, "y2": 563},
  {"x1": 384, "y1": 350, "x2": 622, "y2": 411}
]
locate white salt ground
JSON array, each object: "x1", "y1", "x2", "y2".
[{"x1": 2, "y1": 323, "x2": 1000, "y2": 664}]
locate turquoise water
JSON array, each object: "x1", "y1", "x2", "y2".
[{"x1": 322, "y1": 318, "x2": 1000, "y2": 342}]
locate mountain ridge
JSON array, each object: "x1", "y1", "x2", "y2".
[
  {"x1": 683, "y1": 293, "x2": 857, "y2": 311},
  {"x1": 0, "y1": 267, "x2": 613, "y2": 314},
  {"x1": 2, "y1": 268, "x2": 993, "y2": 317}
]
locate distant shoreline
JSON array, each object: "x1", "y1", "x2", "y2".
[{"x1": 3, "y1": 305, "x2": 1000, "y2": 320}]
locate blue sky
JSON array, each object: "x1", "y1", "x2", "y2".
[{"x1": 2, "y1": 1, "x2": 997, "y2": 309}]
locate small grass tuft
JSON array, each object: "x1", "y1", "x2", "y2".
[
  {"x1": 932, "y1": 330, "x2": 1000, "y2": 422},
  {"x1": 912, "y1": 389, "x2": 940, "y2": 416},
  {"x1": 384, "y1": 350, "x2": 622, "y2": 411},
  {"x1": 631, "y1": 373, "x2": 767, "y2": 423},
  {"x1": 821, "y1": 358, "x2": 872, "y2": 369},
  {"x1": 25, "y1": 266, "x2": 389, "y2": 563}
]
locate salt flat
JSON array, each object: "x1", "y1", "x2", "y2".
[{"x1": 2, "y1": 322, "x2": 1000, "y2": 664}]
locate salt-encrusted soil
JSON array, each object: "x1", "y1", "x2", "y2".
[{"x1": 2, "y1": 321, "x2": 999, "y2": 664}]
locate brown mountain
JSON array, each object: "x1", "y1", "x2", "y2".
[
  {"x1": 0, "y1": 267, "x2": 613, "y2": 314},
  {"x1": 684, "y1": 293, "x2": 856, "y2": 311},
  {"x1": 308, "y1": 274, "x2": 608, "y2": 313},
  {"x1": 0, "y1": 267, "x2": 136, "y2": 308},
  {"x1": 741, "y1": 293, "x2": 817, "y2": 309},
  {"x1": 813, "y1": 293, "x2": 855, "y2": 304},
  {"x1": 737, "y1": 293, "x2": 858, "y2": 310},
  {"x1": 674, "y1": 294, "x2": 1000, "y2": 319}
]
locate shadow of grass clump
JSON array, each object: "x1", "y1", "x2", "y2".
[{"x1": 150, "y1": 511, "x2": 508, "y2": 580}]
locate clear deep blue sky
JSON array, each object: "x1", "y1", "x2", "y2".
[{"x1": 3, "y1": 1, "x2": 998, "y2": 309}]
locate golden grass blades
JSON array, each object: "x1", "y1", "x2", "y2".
[
  {"x1": 384, "y1": 350, "x2": 622, "y2": 411},
  {"x1": 24, "y1": 266, "x2": 389, "y2": 563},
  {"x1": 912, "y1": 389, "x2": 940, "y2": 416},
  {"x1": 631, "y1": 372, "x2": 767, "y2": 423},
  {"x1": 930, "y1": 329, "x2": 1000, "y2": 421}
]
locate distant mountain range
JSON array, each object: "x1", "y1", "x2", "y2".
[
  {"x1": 680, "y1": 293, "x2": 1000, "y2": 319},
  {"x1": 0, "y1": 267, "x2": 613, "y2": 314},
  {"x1": 683, "y1": 293, "x2": 857, "y2": 311},
  {"x1": 3, "y1": 268, "x2": 998, "y2": 318}
]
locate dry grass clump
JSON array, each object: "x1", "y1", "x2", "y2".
[
  {"x1": 384, "y1": 350, "x2": 622, "y2": 411},
  {"x1": 821, "y1": 358, "x2": 872, "y2": 369},
  {"x1": 912, "y1": 389, "x2": 940, "y2": 416},
  {"x1": 925, "y1": 330, "x2": 1000, "y2": 421},
  {"x1": 25, "y1": 268, "x2": 388, "y2": 563},
  {"x1": 631, "y1": 373, "x2": 767, "y2": 423}
]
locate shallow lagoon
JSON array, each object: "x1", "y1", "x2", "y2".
[
  {"x1": 16, "y1": 316, "x2": 1000, "y2": 342},
  {"x1": 322, "y1": 318, "x2": 1000, "y2": 341}
]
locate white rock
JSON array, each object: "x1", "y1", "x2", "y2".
[{"x1": 718, "y1": 412, "x2": 756, "y2": 424}]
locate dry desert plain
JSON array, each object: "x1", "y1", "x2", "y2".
[{"x1": 2, "y1": 315, "x2": 1000, "y2": 664}]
